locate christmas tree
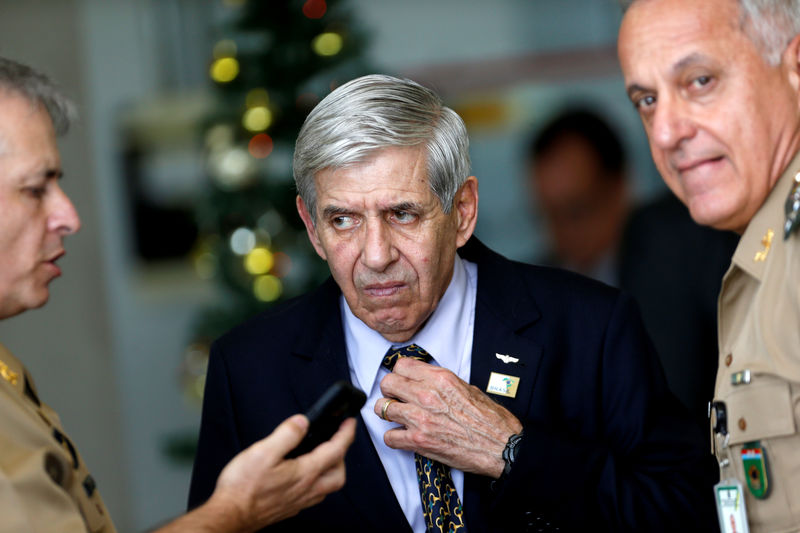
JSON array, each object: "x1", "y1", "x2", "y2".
[{"x1": 170, "y1": 0, "x2": 371, "y2": 460}]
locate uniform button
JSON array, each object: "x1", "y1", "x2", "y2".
[
  {"x1": 725, "y1": 354, "x2": 733, "y2": 367},
  {"x1": 82, "y1": 474, "x2": 97, "y2": 497},
  {"x1": 738, "y1": 417, "x2": 747, "y2": 431},
  {"x1": 44, "y1": 452, "x2": 65, "y2": 486}
]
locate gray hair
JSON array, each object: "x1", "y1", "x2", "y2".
[
  {"x1": 293, "y1": 74, "x2": 471, "y2": 220},
  {"x1": 739, "y1": 0, "x2": 800, "y2": 64},
  {"x1": 0, "y1": 57, "x2": 75, "y2": 135},
  {"x1": 620, "y1": 0, "x2": 800, "y2": 65}
]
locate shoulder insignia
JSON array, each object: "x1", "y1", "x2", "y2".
[
  {"x1": 784, "y1": 171, "x2": 800, "y2": 239},
  {"x1": 0, "y1": 359, "x2": 18, "y2": 385}
]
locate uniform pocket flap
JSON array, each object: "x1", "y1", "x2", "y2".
[{"x1": 727, "y1": 377, "x2": 796, "y2": 444}]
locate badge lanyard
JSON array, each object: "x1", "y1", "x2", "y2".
[
  {"x1": 711, "y1": 401, "x2": 750, "y2": 533},
  {"x1": 714, "y1": 430, "x2": 750, "y2": 533}
]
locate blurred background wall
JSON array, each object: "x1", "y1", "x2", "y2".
[{"x1": 0, "y1": 1, "x2": 663, "y2": 530}]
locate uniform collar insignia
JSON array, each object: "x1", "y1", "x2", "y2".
[
  {"x1": 783, "y1": 171, "x2": 800, "y2": 240},
  {"x1": 0, "y1": 358, "x2": 19, "y2": 386}
]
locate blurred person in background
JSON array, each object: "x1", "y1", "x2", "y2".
[
  {"x1": 526, "y1": 109, "x2": 630, "y2": 286},
  {"x1": 525, "y1": 108, "x2": 737, "y2": 432},
  {"x1": 0, "y1": 55, "x2": 355, "y2": 533}
]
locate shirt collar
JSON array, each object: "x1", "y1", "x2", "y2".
[
  {"x1": 732, "y1": 150, "x2": 800, "y2": 281},
  {"x1": 343, "y1": 254, "x2": 472, "y2": 393}
]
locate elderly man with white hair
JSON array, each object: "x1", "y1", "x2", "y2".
[{"x1": 189, "y1": 73, "x2": 717, "y2": 532}]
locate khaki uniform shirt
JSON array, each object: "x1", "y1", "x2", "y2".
[
  {"x1": 715, "y1": 152, "x2": 800, "y2": 532},
  {"x1": 0, "y1": 343, "x2": 116, "y2": 533}
]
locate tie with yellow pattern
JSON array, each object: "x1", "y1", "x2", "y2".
[{"x1": 382, "y1": 344, "x2": 466, "y2": 533}]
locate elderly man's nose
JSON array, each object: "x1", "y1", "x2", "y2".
[
  {"x1": 361, "y1": 219, "x2": 395, "y2": 271},
  {"x1": 651, "y1": 97, "x2": 695, "y2": 150}
]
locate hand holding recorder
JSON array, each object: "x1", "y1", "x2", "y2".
[{"x1": 167, "y1": 382, "x2": 364, "y2": 533}]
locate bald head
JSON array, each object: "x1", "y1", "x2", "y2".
[{"x1": 621, "y1": 0, "x2": 800, "y2": 65}]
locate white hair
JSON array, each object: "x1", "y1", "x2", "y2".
[{"x1": 293, "y1": 74, "x2": 471, "y2": 221}]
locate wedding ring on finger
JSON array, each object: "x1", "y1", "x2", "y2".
[{"x1": 381, "y1": 398, "x2": 396, "y2": 421}]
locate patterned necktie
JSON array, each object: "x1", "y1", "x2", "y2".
[{"x1": 382, "y1": 344, "x2": 466, "y2": 533}]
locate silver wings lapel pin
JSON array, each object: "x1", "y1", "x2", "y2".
[{"x1": 495, "y1": 353, "x2": 519, "y2": 364}]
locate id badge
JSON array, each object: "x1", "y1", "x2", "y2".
[{"x1": 715, "y1": 479, "x2": 749, "y2": 533}]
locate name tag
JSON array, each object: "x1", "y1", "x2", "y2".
[
  {"x1": 714, "y1": 479, "x2": 750, "y2": 533},
  {"x1": 486, "y1": 372, "x2": 520, "y2": 398}
]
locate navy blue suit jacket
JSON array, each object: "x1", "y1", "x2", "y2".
[{"x1": 188, "y1": 238, "x2": 718, "y2": 532}]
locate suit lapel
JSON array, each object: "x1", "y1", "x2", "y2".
[
  {"x1": 288, "y1": 278, "x2": 411, "y2": 531},
  {"x1": 461, "y1": 238, "x2": 544, "y2": 418},
  {"x1": 459, "y1": 238, "x2": 546, "y2": 529},
  {"x1": 287, "y1": 278, "x2": 351, "y2": 409},
  {"x1": 469, "y1": 302, "x2": 543, "y2": 418},
  {"x1": 340, "y1": 419, "x2": 412, "y2": 531}
]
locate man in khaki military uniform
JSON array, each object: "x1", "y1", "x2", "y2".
[
  {"x1": 618, "y1": 0, "x2": 800, "y2": 531},
  {"x1": 0, "y1": 57, "x2": 356, "y2": 532}
]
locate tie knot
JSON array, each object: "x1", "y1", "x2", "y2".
[{"x1": 382, "y1": 344, "x2": 432, "y2": 371}]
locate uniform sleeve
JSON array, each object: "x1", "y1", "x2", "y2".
[
  {"x1": 486, "y1": 292, "x2": 719, "y2": 532},
  {"x1": 187, "y1": 341, "x2": 243, "y2": 510}
]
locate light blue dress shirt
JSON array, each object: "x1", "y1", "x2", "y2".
[{"x1": 342, "y1": 254, "x2": 478, "y2": 533}]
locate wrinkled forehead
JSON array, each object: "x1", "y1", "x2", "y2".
[
  {"x1": 623, "y1": 0, "x2": 741, "y2": 18},
  {"x1": 317, "y1": 144, "x2": 430, "y2": 183},
  {"x1": 619, "y1": 0, "x2": 746, "y2": 77},
  {"x1": 314, "y1": 146, "x2": 434, "y2": 202}
]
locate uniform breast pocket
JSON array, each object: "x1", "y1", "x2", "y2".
[
  {"x1": 726, "y1": 376, "x2": 795, "y2": 444},
  {"x1": 724, "y1": 375, "x2": 800, "y2": 529}
]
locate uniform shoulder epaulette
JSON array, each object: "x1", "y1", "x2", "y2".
[{"x1": 784, "y1": 171, "x2": 800, "y2": 239}]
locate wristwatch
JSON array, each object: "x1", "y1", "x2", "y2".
[{"x1": 502, "y1": 431, "x2": 524, "y2": 477}]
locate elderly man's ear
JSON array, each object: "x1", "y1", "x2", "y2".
[
  {"x1": 296, "y1": 195, "x2": 328, "y2": 261},
  {"x1": 454, "y1": 176, "x2": 479, "y2": 249},
  {"x1": 784, "y1": 33, "x2": 800, "y2": 94}
]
